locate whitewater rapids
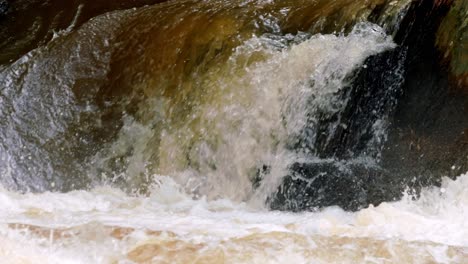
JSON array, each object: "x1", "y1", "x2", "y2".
[
  {"x1": 0, "y1": 173, "x2": 467, "y2": 263},
  {"x1": 1, "y1": 1, "x2": 467, "y2": 263}
]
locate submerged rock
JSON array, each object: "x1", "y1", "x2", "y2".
[
  {"x1": 0, "y1": 0, "x2": 168, "y2": 64},
  {"x1": 0, "y1": 0, "x2": 416, "y2": 193},
  {"x1": 0, "y1": 0, "x2": 465, "y2": 210},
  {"x1": 269, "y1": 161, "x2": 402, "y2": 212}
]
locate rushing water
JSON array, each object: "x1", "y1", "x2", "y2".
[
  {"x1": 1, "y1": 173, "x2": 468, "y2": 263},
  {"x1": 0, "y1": 0, "x2": 467, "y2": 263}
]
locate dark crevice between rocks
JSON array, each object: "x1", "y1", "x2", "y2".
[
  {"x1": 267, "y1": 0, "x2": 467, "y2": 212},
  {"x1": 382, "y1": 0, "x2": 468, "y2": 192}
]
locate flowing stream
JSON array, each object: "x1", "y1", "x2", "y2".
[
  {"x1": 0, "y1": 0, "x2": 467, "y2": 263},
  {"x1": 0, "y1": 173, "x2": 467, "y2": 263}
]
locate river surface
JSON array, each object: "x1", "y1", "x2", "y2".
[
  {"x1": 1, "y1": 173, "x2": 468, "y2": 263},
  {"x1": 0, "y1": 0, "x2": 467, "y2": 263}
]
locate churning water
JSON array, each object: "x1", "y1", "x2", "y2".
[
  {"x1": 0, "y1": 173, "x2": 467, "y2": 263},
  {"x1": 0, "y1": 0, "x2": 466, "y2": 263}
]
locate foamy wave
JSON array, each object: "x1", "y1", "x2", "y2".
[{"x1": 0, "y1": 173, "x2": 467, "y2": 263}]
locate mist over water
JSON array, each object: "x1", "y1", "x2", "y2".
[{"x1": 0, "y1": 0, "x2": 467, "y2": 263}]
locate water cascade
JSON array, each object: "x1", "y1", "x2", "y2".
[{"x1": 0, "y1": 0, "x2": 466, "y2": 262}]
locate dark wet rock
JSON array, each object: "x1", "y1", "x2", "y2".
[
  {"x1": 269, "y1": 47, "x2": 407, "y2": 212},
  {"x1": 0, "y1": 0, "x2": 168, "y2": 64},
  {"x1": 268, "y1": 0, "x2": 467, "y2": 212},
  {"x1": 0, "y1": 0, "x2": 9, "y2": 18},
  {"x1": 269, "y1": 161, "x2": 403, "y2": 212},
  {"x1": 300, "y1": 48, "x2": 406, "y2": 159},
  {"x1": 383, "y1": 0, "x2": 468, "y2": 191}
]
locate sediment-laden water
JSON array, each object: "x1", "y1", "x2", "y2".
[
  {"x1": 0, "y1": 0, "x2": 467, "y2": 263},
  {"x1": 1, "y1": 173, "x2": 468, "y2": 263}
]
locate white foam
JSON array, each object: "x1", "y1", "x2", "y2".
[{"x1": 0, "y1": 173, "x2": 467, "y2": 263}]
